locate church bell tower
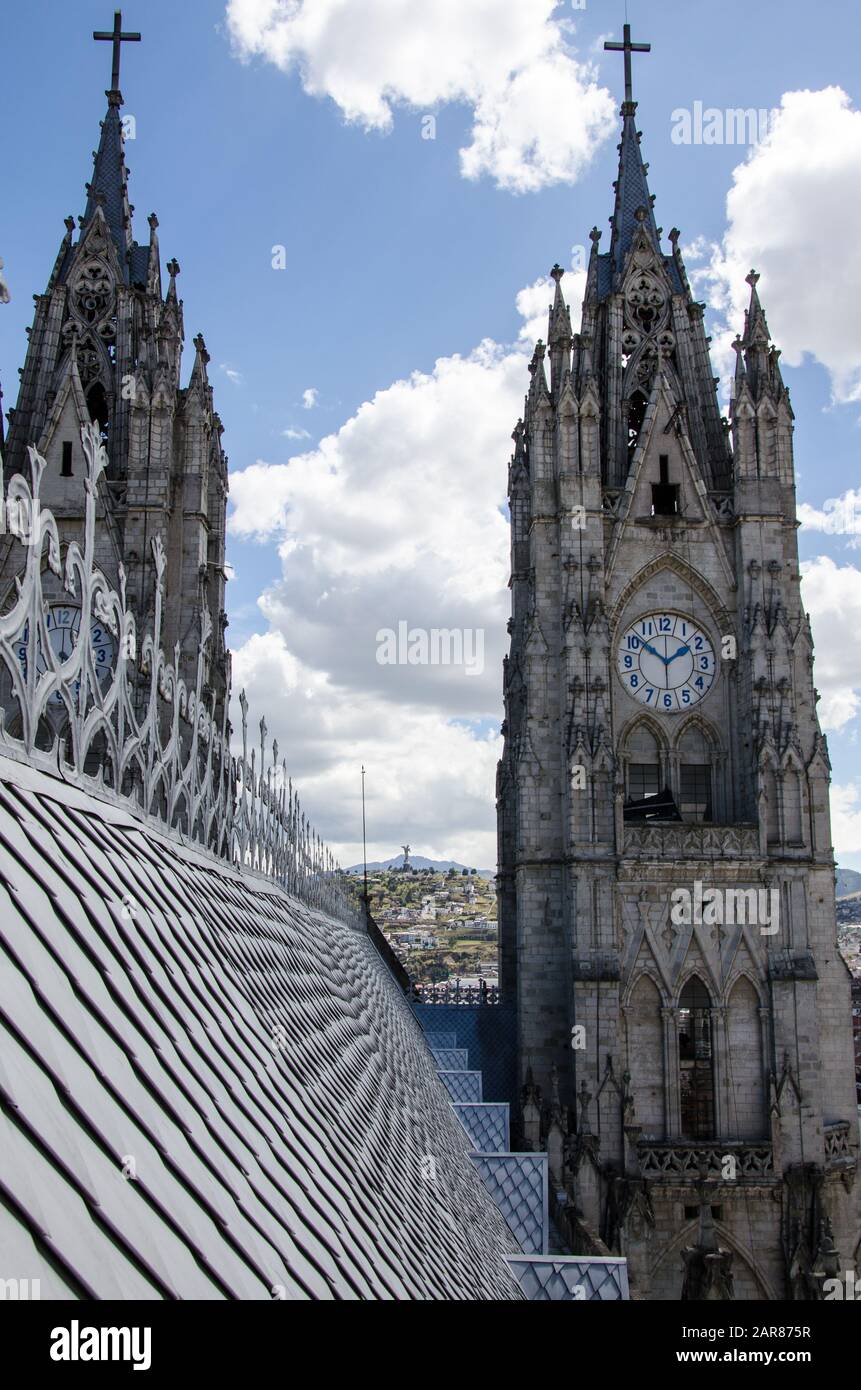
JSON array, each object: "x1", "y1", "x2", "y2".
[
  {"x1": 1, "y1": 11, "x2": 230, "y2": 720},
  {"x1": 496, "y1": 26, "x2": 859, "y2": 1300}
]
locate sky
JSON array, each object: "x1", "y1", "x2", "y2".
[{"x1": 3, "y1": 0, "x2": 861, "y2": 870}]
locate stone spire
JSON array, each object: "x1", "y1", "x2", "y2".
[
  {"x1": 738, "y1": 269, "x2": 788, "y2": 403},
  {"x1": 80, "y1": 95, "x2": 134, "y2": 273},
  {"x1": 608, "y1": 108, "x2": 660, "y2": 283}
]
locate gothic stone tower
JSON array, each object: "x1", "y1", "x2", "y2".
[
  {"x1": 0, "y1": 25, "x2": 229, "y2": 719},
  {"x1": 496, "y1": 53, "x2": 859, "y2": 1298}
]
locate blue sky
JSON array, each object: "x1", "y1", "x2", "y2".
[{"x1": 3, "y1": 0, "x2": 861, "y2": 868}]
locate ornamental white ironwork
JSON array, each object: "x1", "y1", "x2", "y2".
[{"x1": 0, "y1": 423, "x2": 361, "y2": 928}]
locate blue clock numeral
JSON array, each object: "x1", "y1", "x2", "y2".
[
  {"x1": 682, "y1": 688, "x2": 691, "y2": 704},
  {"x1": 694, "y1": 636, "x2": 703, "y2": 651},
  {"x1": 630, "y1": 674, "x2": 639, "y2": 688},
  {"x1": 695, "y1": 676, "x2": 704, "y2": 689},
  {"x1": 624, "y1": 655, "x2": 633, "y2": 668},
  {"x1": 663, "y1": 693, "x2": 673, "y2": 708},
  {"x1": 627, "y1": 635, "x2": 640, "y2": 650},
  {"x1": 645, "y1": 688, "x2": 655, "y2": 702},
  {"x1": 660, "y1": 617, "x2": 671, "y2": 632}
]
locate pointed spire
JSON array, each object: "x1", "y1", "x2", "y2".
[
  {"x1": 526, "y1": 340, "x2": 549, "y2": 412},
  {"x1": 548, "y1": 265, "x2": 572, "y2": 346},
  {"x1": 547, "y1": 264, "x2": 573, "y2": 397},
  {"x1": 190, "y1": 333, "x2": 210, "y2": 386},
  {"x1": 146, "y1": 213, "x2": 162, "y2": 298},
  {"x1": 82, "y1": 94, "x2": 133, "y2": 270},
  {"x1": 743, "y1": 269, "x2": 770, "y2": 347},
  {"x1": 739, "y1": 269, "x2": 788, "y2": 401},
  {"x1": 47, "y1": 216, "x2": 76, "y2": 290},
  {"x1": 165, "y1": 258, "x2": 181, "y2": 305},
  {"x1": 608, "y1": 109, "x2": 661, "y2": 279}
]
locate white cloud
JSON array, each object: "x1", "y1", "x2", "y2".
[
  {"x1": 230, "y1": 631, "x2": 503, "y2": 866},
  {"x1": 224, "y1": 0, "x2": 617, "y2": 192},
  {"x1": 220, "y1": 362, "x2": 244, "y2": 386},
  {"x1": 515, "y1": 269, "x2": 586, "y2": 347},
  {"x1": 798, "y1": 487, "x2": 861, "y2": 548},
  {"x1": 282, "y1": 425, "x2": 311, "y2": 440},
  {"x1": 800, "y1": 556, "x2": 861, "y2": 731},
  {"x1": 688, "y1": 88, "x2": 861, "y2": 402},
  {"x1": 302, "y1": 387, "x2": 319, "y2": 409},
  {"x1": 227, "y1": 271, "x2": 571, "y2": 863},
  {"x1": 829, "y1": 784, "x2": 861, "y2": 858}
]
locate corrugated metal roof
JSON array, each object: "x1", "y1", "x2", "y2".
[{"x1": 0, "y1": 757, "x2": 520, "y2": 1301}]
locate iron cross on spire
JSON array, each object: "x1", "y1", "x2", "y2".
[
  {"x1": 604, "y1": 22, "x2": 651, "y2": 105},
  {"x1": 93, "y1": 10, "x2": 141, "y2": 94}
]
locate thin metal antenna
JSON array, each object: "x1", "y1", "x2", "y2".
[{"x1": 361, "y1": 765, "x2": 369, "y2": 916}]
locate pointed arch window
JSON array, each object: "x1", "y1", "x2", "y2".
[
  {"x1": 86, "y1": 383, "x2": 110, "y2": 444},
  {"x1": 678, "y1": 978, "x2": 715, "y2": 1140},
  {"x1": 623, "y1": 723, "x2": 662, "y2": 812},
  {"x1": 676, "y1": 724, "x2": 714, "y2": 822}
]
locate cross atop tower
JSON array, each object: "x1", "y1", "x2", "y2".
[
  {"x1": 604, "y1": 22, "x2": 651, "y2": 106},
  {"x1": 93, "y1": 10, "x2": 141, "y2": 96}
]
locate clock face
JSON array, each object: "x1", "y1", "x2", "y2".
[
  {"x1": 16, "y1": 604, "x2": 115, "y2": 705},
  {"x1": 616, "y1": 612, "x2": 716, "y2": 713}
]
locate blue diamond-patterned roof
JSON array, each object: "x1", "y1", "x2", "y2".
[
  {"x1": 599, "y1": 110, "x2": 684, "y2": 297},
  {"x1": 506, "y1": 1255, "x2": 629, "y2": 1301},
  {"x1": 0, "y1": 758, "x2": 520, "y2": 1300},
  {"x1": 73, "y1": 101, "x2": 137, "y2": 284},
  {"x1": 472, "y1": 1154, "x2": 548, "y2": 1256}
]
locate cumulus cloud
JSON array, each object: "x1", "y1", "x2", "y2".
[
  {"x1": 227, "y1": 271, "x2": 573, "y2": 863},
  {"x1": 798, "y1": 487, "x2": 861, "y2": 548},
  {"x1": 230, "y1": 630, "x2": 503, "y2": 866},
  {"x1": 302, "y1": 387, "x2": 319, "y2": 409},
  {"x1": 687, "y1": 87, "x2": 861, "y2": 402},
  {"x1": 224, "y1": 0, "x2": 617, "y2": 192},
  {"x1": 515, "y1": 268, "x2": 586, "y2": 346},
  {"x1": 800, "y1": 556, "x2": 861, "y2": 732}
]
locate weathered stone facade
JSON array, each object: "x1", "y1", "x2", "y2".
[
  {"x1": 497, "y1": 96, "x2": 860, "y2": 1298},
  {"x1": 1, "y1": 80, "x2": 229, "y2": 720}
]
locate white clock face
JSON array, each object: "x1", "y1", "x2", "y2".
[
  {"x1": 16, "y1": 604, "x2": 115, "y2": 705},
  {"x1": 616, "y1": 612, "x2": 715, "y2": 713}
]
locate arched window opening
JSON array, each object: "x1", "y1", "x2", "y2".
[
  {"x1": 678, "y1": 977, "x2": 715, "y2": 1139},
  {"x1": 623, "y1": 724, "x2": 678, "y2": 821},
  {"x1": 625, "y1": 724, "x2": 660, "y2": 804},
  {"x1": 677, "y1": 725, "x2": 714, "y2": 823},
  {"x1": 86, "y1": 382, "x2": 110, "y2": 443}
]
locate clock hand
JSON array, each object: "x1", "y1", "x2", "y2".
[
  {"x1": 639, "y1": 638, "x2": 669, "y2": 664},
  {"x1": 666, "y1": 644, "x2": 690, "y2": 664}
]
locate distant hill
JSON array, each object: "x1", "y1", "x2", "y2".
[
  {"x1": 836, "y1": 867, "x2": 861, "y2": 899},
  {"x1": 346, "y1": 855, "x2": 494, "y2": 879}
]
